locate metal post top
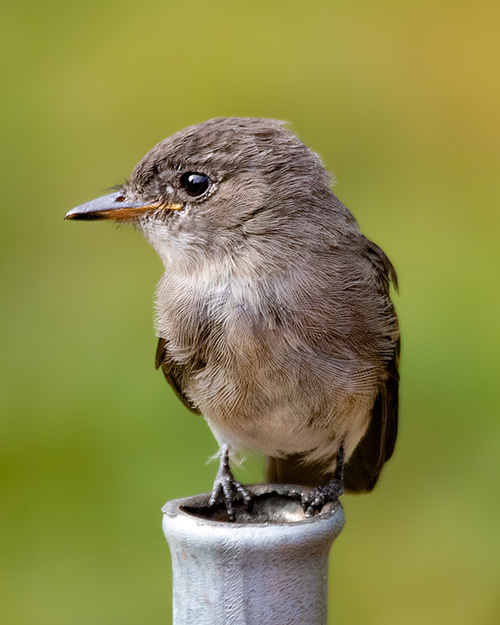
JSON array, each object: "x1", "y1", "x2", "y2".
[{"x1": 162, "y1": 483, "x2": 345, "y2": 542}]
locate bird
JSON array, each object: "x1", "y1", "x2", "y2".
[{"x1": 66, "y1": 117, "x2": 400, "y2": 519}]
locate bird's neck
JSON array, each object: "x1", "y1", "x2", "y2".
[{"x1": 141, "y1": 218, "x2": 285, "y2": 279}]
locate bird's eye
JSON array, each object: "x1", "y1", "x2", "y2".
[{"x1": 179, "y1": 172, "x2": 212, "y2": 197}]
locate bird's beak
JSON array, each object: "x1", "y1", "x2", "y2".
[{"x1": 64, "y1": 191, "x2": 182, "y2": 222}]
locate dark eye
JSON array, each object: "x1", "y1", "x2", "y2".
[{"x1": 179, "y1": 172, "x2": 212, "y2": 197}]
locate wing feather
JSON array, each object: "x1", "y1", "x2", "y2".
[{"x1": 155, "y1": 337, "x2": 200, "y2": 414}]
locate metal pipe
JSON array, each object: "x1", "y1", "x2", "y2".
[{"x1": 162, "y1": 483, "x2": 345, "y2": 625}]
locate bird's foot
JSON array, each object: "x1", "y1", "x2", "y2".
[
  {"x1": 302, "y1": 444, "x2": 345, "y2": 517},
  {"x1": 301, "y1": 479, "x2": 344, "y2": 517},
  {"x1": 208, "y1": 445, "x2": 252, "y2": 521}
]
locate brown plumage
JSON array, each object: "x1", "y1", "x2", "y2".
[{"x1": 66, "y1": 117, "x2": 399, "y2": 516}]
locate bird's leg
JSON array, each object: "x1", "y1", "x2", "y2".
[
  {"x1": 208, "y1": 444, "x2": 252, "y2": 521},
  {"x1": 302, "y1": 445, "x2": 345, "y2": 517}
]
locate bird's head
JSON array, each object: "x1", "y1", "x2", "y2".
[{"x1": 65, "y1": 117, "x2": 333, "y2": 267}]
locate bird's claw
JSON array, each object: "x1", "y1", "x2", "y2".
[
  {"x1": 208, "y1": 445, "x2": 252, "y2": 521},
  {"x1": 302, "y1": 445, "x2": 345, "y2": 517},
  {"x1": 208, "y1": 474, "x2": 252, "y2": 521},
  {"x1": 301, "y1": 479, "x2": 344, "y2": 517}
]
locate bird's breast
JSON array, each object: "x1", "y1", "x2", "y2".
[{"x1": 155, "y1": 268, "x2": 282, "y2": 367}]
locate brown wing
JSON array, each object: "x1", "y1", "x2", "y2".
[
  {"x1": 343, "y1": 337, "x2": 399, "y2": 492},
  {"x1": 344, "y1": 238, "x2": 400, "y2": 492},
  {"x1": 155, "y1": 337, "x2": 200, "y2": 414}
]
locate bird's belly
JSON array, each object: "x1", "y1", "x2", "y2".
[{"x1": 187, "y1": 360, "x2": 374, "y2": 465}]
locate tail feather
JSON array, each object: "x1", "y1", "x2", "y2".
[{"x1": 266, "y1": 454, "x2": 335, "y2": 487}]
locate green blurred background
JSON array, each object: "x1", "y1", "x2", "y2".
[{"x1": 1, "y1": 1, "x2": 499, "y2": 623}]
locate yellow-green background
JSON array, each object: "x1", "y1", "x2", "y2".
[{"x1": 1, "y1": 1, "x2": 499, "y2": 623}]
